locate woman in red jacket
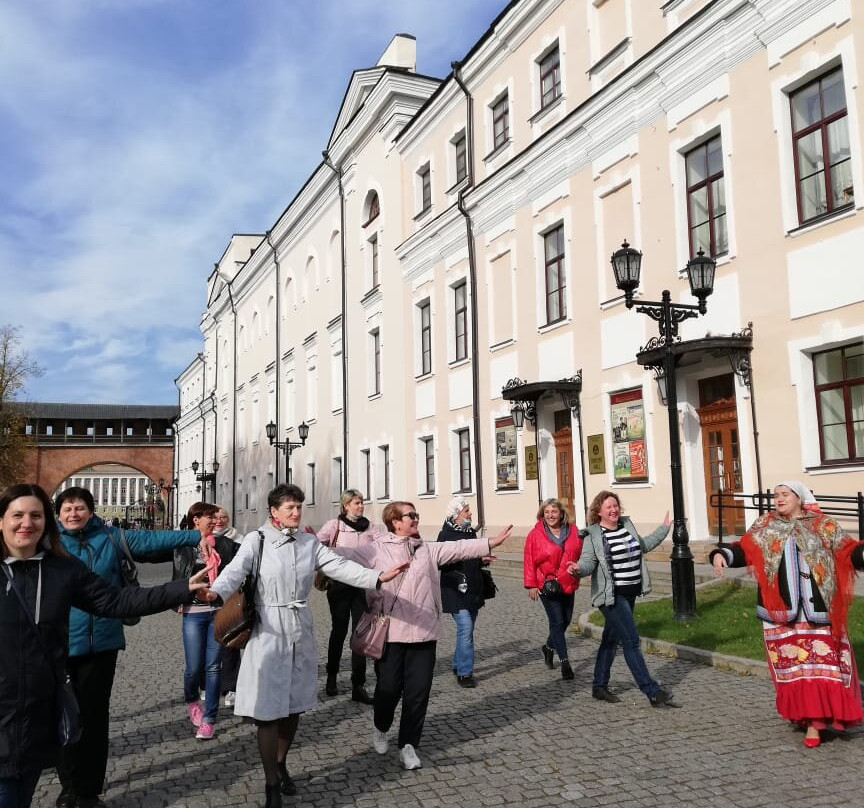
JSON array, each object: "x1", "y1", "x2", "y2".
[{"x1": 523, "y1": 498, "x2": 582, "y2": 680}]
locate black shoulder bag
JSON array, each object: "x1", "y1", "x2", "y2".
[
  {"x1": 106, "y1": 528, "x2": 141, "y2": 626},
  {"x1": 2, "y1": 564, "x2": 82, "y2": 746}
]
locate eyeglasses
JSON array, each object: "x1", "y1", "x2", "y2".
[{"x1": 401, "y1": 511, "x2": 420, "y2": 521}]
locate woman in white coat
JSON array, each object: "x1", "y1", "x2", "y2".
[{"x1": 208, "y1": 484, "x2": 407, "y2": 808}]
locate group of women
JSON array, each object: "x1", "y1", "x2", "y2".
[{"x1": 4, "y1": 476, "x2": 864, "y2": 808}]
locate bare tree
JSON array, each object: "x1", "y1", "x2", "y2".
[{"x1": 0, "y1": 325, "x2": 43, "y2": 488}]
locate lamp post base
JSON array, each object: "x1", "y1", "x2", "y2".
[{"x1": 670, "y1": 554, "x2": 697, "y2": 621}]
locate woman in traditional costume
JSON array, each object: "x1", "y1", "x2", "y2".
[{"x1": 711, "y1": 481, "x2": 864, "y2": 747}]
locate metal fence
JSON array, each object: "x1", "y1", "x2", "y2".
[{"x1": 710, "y1": 489, "x2": 864, "y2": 543}]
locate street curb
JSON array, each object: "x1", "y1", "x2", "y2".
[{"x1": 575, "y1": 610, "x2": 770, "y2": 679}]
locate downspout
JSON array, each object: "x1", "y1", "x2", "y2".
[
  {"x1": 452, "y1": 61, "x2": 485, "y2": 527},
  {"x1": 322, "y1": 150, "x2": 349, "y2": 489},
  {"x1": 266, "y1": 230, "x2": 281, "y2": 485},
  {"x1": 212, "y1": 338, "x2": 219, "y2": 500}
]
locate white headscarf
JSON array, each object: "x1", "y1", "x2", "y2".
[
  {"x1": 776, "y1": 480, "x2": 816, "y2": 505},
  {"x1": 445, "y1": 496, "x2": 470, "y2": 521}
]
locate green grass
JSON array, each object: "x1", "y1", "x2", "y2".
[{"x1": 587, "y1": 581, "x2": 864, "y2": 663}]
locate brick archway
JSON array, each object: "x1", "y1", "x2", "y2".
[{"x1": 25, "y1": 446, "x2": 174, "y2": 498}]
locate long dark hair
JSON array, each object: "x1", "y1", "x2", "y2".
[{"x1": 1, "y1": 483, "x2": 68, "y2": 559}]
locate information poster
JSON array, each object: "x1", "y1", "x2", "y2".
[
  {"x1": 586, "y1": 434, "x2": 606, "y2": 475},
  {"x1": 610, "y1": 388, "x2": 648, "y2": 481},
  {"x1": 494, "y1": 417, "x2": 518, "y2": 490},
  {"x1": 524, "y1": 445, "x2": 538, "y2": 480}
]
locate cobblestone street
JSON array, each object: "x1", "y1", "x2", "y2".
[{"x1": 33, "y1": 568, "x2": 864, "y2": 808}]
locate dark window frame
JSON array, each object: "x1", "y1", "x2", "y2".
[
  {"x1": 538, "y1": 45, "x2": 561, "y2": 110},
  {"x1": 813, "y1": 343, "x2": 864, "y2": 464},
  {"x1": 684, "y1": 134, "x2": 728, "y2": 259},
  {"x1": 543, "y1": 225, "x2": 567, "y2": 325},
  {"x1": 418, "y1": 163, "x2": 432, "y2": 213},
  {"x1": 454, "y1": 131, "x2": 467, "y2": 184},
  {"x1": 492, "y1": 93, "x2": 510, "y2": 150},
  {"x1": 369, "y1": 232, "x2": 379, "y2": 290},
  {"x1": 791, "y1": 67, "x2": 854, "y2": 225},
  {"x1": 454, "y1": 281, "x2": 468, "y2": 361},
  {"x1": 457, "y1": 428, "x2": 472, "y2": 492},
  {"x1": 419, "y1": 300, "x2": 432, "y2": 376},
  {"x1": 422, "y1": 437, "x2": 435, "y2": 495},
  {"x1": 361, "y1": 449, "x2": 371, "y2": 501},
  {"x1": 379, "y1": 444, "x2": 390, "y2": 500},
  {"x1": 371, "y1": 329, "x2": 381, "y2": 396}
]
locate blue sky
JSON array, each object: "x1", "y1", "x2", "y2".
[{"x1": 0, "y1": 0, "x2": 508, "y2": 405}]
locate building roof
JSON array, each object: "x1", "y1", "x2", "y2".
[{"x1": 18, "y1": 403, "x2": 179, "y2": 420}]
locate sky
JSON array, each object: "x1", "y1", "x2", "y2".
[{"x1": 0, "y1": 0, "x2": 508, "y2": 405}]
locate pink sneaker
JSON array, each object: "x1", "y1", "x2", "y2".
[
  {"x1": 196, "y1": 721, "x2": 215, "y2": 740},
  {"x1": 186, "y1": 702, "x2": 203, "y2": 727}
]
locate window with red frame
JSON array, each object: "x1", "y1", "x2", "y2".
[
  {"x1": 685, "y1": 135, "x2": 727, "y2": 259},
  {"x1": 814, "y1": 343, "x2": 864, "y2": 463}
]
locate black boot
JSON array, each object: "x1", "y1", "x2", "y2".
[
  {"x1": 277, "y1": 759, "x2": 297, "y2": 796},
  {"x1": 264, "y1": 784, "x2": 282, "y2": 808},
  {"x1": 541, "y1": 645, "x2": 554, "y2": 669},
  {"x1": 325, "y1": 672, "x2": 337, "y2": 697},
  {"x1": 351, "y1": 685, "x2": 374, "y2": 704},
  {"x1": 561, "y1": 660, "x2": 574, "y2": 680}
]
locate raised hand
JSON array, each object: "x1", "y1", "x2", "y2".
[
  {"x1": 489, "y1": 524, "x2": 513, "y2": 548},
  {"x1": 379, "y1": 560, "x2": 411, "y2": 582}
]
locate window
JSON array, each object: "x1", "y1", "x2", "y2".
[
  {"x1": 685, "y1": 134, "x2": 727, "y2": 259},
  {"x1": 814, "y1": 343, "x2": 864, "y2": 463},
  {"x1": 370, "y1": 329, "x2": 381, "y2": 395},
  {"x1": 361, "y1": 449, "x2": 371, "y2": 501},
  {"x1": 331, "y1": 458, "x2": 342, "y2": 503},
  {"x1": 306, "y1": 463, "x2": 316, "y2": 505},
  {"x1": 453, "y1": 131, "x2": 467, "y2": 184},
  {"x1": 492, "y1": 93, "x2": 509, "y2": 150},
  {"x1": 538, "y1": 45, "x2": 561, "y2": 110},
  {"x1": 378, "y1": 445, "x2": 390, "y2": 500},
  {"x1": 454, "y1": 281, "x2": 468, "y2": 361},
  {"x1": 364, "y1": 191, "x2": 380, "y2": 226},
  {"x1": 791, "y1": 67, "x2": 853, "y2": 224},
  {"x1": 543, "y1": 225, "x2": 566, "y2": 324},
  {"x1": 422, "y1": 437, "x2": 435, "y2": 495},
  {"x1": 418, "y1": 163, "x2": 431, "y2": 213},
  {"x1": 418, "y1": 300, "x2": 432, "y2": 376},
  {"x1": 456, "y1": 429, "x2": 472, "y2": 492},
  {"x1": 369, "y1": 233, "x2": 379, "y2": 289}
]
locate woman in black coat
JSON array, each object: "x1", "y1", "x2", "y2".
[
  {"x1": 437, "y1": 497, "x2": 491, "y2": 688},
  {"x1": 0, "y1": 484, "x2": 209, "y2": 808}
]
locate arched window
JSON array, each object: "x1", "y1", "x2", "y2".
[{"x1": 363, "y1": 190, "x2": 380, "y2": 227}]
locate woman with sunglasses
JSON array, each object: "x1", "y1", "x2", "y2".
[{"x1": 338, "y1": 502, "x2": 511, "y2": 771}]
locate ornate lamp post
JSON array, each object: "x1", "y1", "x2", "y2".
[
  {"x1": 265, "y1": 421, "x2": 310, "y2": 484},
  {"x1": 191, "y1": 460, "x2": 219, "y2": 502},
  {"x1": 610, "y1": 240, "x2": 716, "y2": 620}
]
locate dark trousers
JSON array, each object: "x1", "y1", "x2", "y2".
[
  {"x1": 373, "y1": 641, "x2": 436, "y2": 749},
  {"x1": 326, "y1": 583, "x2": 368, "y2": 685},
  {"x1": 539, "y1": 592, "x2": 575, "y2": 662},
  {"x1": 57, "y1": 650, "x2": 119, "y2": 799},
  {"x1": 594, "y1": 593, "x2": 658, "y2": 697},
  {"x1": 0, "y1": 768, "x2": 41, "y2": 808},
  {"x1": 221, "y1": 647, "x2": 241, "y2": 693}
]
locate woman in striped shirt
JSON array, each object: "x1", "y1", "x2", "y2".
[{"x1": 569, "y1": 491, "x2": 678, "y2": 707}]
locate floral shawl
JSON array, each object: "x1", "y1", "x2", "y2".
[{"x1": 740, "y1": 511, "x2": 858, "y2": 635}]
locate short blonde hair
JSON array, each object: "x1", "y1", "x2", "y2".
[{"x1": 340, "y1": 489, "x2": 365, "y2": 513}]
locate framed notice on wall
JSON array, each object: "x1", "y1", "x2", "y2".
[
  {"x1": 494, "y1": 417, "x2": 519, "y2": 490},
  {"x1": 610, "y1": 388, "x2": 648, "y2": 482}
]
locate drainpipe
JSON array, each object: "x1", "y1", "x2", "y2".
[
  {"x1": 322, "y1": 150, "x2": 349, "y2": 489},
  {"x1": 266, "y1": 230, "x2": 282, "y2": 484},
  {"x1": 452, "y1": 61, "x2": 485, "y2": 527}
]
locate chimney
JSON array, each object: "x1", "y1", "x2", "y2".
[{"x1": 377, "y1": 34, "x2": 416, "y2": 72}]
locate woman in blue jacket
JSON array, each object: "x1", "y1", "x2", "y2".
[{"x1": 53, "y1": 487, "x2": 200, "y2": 808}]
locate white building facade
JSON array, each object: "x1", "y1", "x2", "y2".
[{"x1": 177, "y1": 0, "x2": 864, "y2": 545}]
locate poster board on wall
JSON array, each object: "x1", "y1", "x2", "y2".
[
  {"x1": 586, "y1": 434, "x2": 606, "y2": 474},
  {"x1": 494, "y1": 417, "x2": 519, "y2": 490},
  {"x1": 610, "y1": 388, "x2": 647, "y2": 482}
]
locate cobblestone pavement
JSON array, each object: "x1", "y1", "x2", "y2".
[{"x1": 33, "y1": 566, "x2": 864, "y2": 808}]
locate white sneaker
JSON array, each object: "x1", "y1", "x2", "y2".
[
  {"x1": 199, "y1": 690, "x2": 206, "y2": 701},
  {"x1": 223, "y1": 691, "x2": 236, "y2": 707},
  {"x1": 372, "y1": 727, "x2": 389, "y2": 754},
  {"x1": 400, "y1": 744, "x2": 422, "y2": 770}
]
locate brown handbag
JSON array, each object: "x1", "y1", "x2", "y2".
[
  {"x1": 313, "y1": 521, "x2": 342, "y2": 592},
  {"x1": 214, "y1": 532, "x2": 264, "y2": 650}
]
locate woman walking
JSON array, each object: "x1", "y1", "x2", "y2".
[
  {"x1": 568, "y1": 491, "x2": 676, "y2": 706},
  {"x1": 317, "y1": 489, "x2": 380, "y2": 703},
  {"x1": 523, "y1": 498, "x2": 582, "y2": 680}
]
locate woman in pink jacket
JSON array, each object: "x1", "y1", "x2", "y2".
[
  {"x1": 317, "y1": 489, "x2": 380, "y2": 703},
  {"x1": 341, "y1": 501, "x2": 511, "y2": 771},
  {"x1": 523, "y1": 498, "x2": 583, "y2": 680}
]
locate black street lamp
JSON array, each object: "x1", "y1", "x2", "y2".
[
  {"x1": 265, "y1": 421, "x2": 310, "y2": 484},
  {"x1": 160, "y1": 477, "x2": 178, "y2": 528},
  {"x1": 610, "y1": 240, "x2": 716, "y2": 621},
  {"x1": 191, "y1": 460, "x2": 219, "y2": 502}
]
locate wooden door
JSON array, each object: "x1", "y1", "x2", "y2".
[
  {"x1": 553, "y1": 426, "x2": 576, "y2": 522},
  {"x1": 697, "y1": 400, "x2": 745, "y2": 536}
]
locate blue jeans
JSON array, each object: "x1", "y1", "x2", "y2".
[
  {"x1": 0, "y1": 769, "x2": 41, "y2": 808},
  {"x1": 594, "y1": 594, "x2": 659, "y2": 697},
  {"x1": 539, "y1": 592, "x2": 575, "y2": 662},
  {"x1": 451, "y1": 609, "x2": 478, "y2": 676},
  {"x1": 182, "y1": 611, "x2": 222, "y2": 723}
]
